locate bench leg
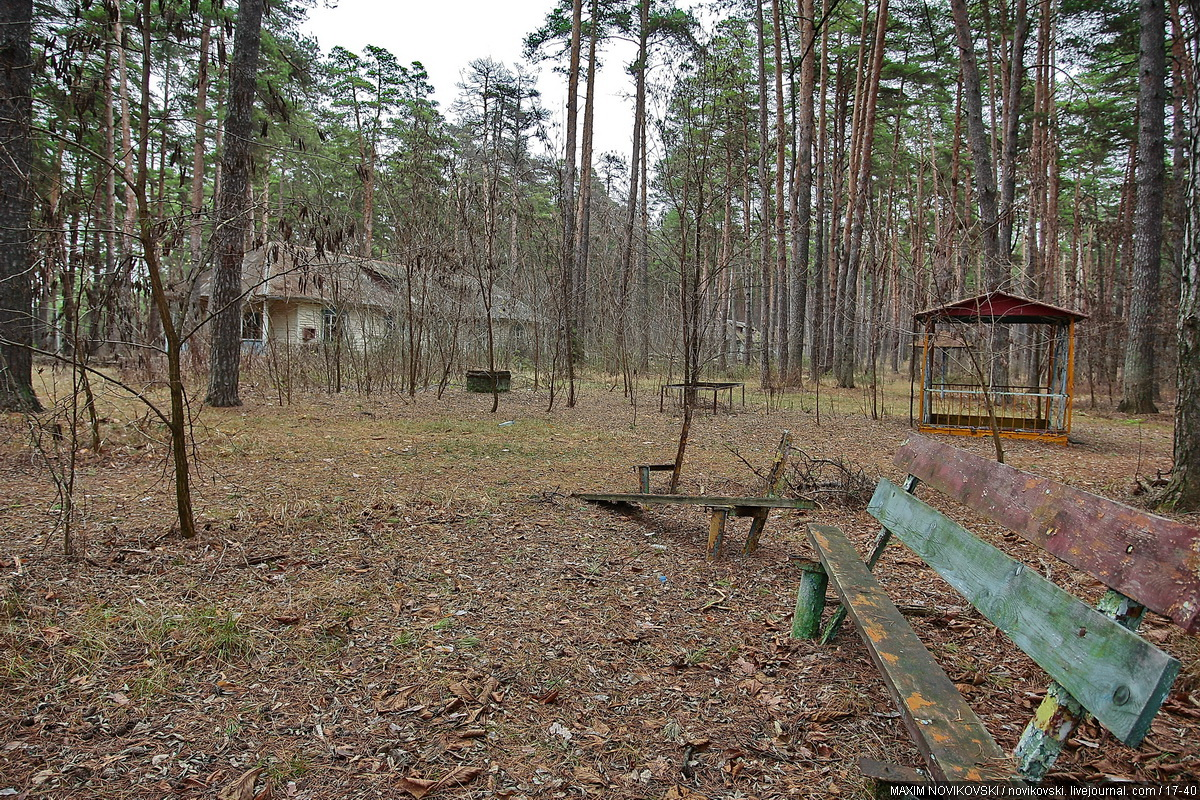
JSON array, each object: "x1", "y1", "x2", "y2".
[
  {"x1": 743, "y1": 508, "x2": 770, "y2": 554},
  {"x1": 1013, "y1": 589, "x2": 1147, "y2": 781},
  {"x1": 638, "y1": 466, "x2": 651, "y2": 494},
  {"x1": 706, "y1": 506, "x2": 731, "y2": 560},
  {"x1": 791, "y1": 559, "x2": 828, "y2": 639},
  {"x1": 1013, "y1": 682, "x2": 1087, "y2": 781}
]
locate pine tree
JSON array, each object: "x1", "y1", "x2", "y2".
[
  {"x1": 0, "y1": 0, "x2": 40, "y2": 413},
  {"x1": 206, "y1": 0, "x2": 266, "y2": 407}
]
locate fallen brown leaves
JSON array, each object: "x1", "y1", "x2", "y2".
[
  {"x1": 218, "y1": 767, "x2": 267, "y2": 800},
  {"x1": 396, "y1": 765, "x2": 483, "y2": 798}
]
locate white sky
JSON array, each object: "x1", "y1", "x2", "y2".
[{"x1": 302, "y1": 0, "x2": 643, "y2": 164}]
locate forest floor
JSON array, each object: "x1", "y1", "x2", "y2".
[{"x1": 1, "y1": 369, "x2": 1198, "y2": 799}]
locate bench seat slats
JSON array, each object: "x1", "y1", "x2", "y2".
[
  {"x1": 868, "y1": 479, "x2": 1181, "y2": 747},
  {"x1": 807, "y1": 524, "x2": 1014, "y2": 782},
  {"x1": 894, "y1": 434, "x2": 1200, "y2": 633}
]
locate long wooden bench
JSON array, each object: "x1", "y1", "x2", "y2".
[
  {"x1": 578, "y1": 492, "x2": 811, "y2": 559},
  {"x1": 580, "y1": 431, "x2": 810, "y2": 559},
  {"x1": 798, "y1": 434, "x2": 1200, "y2": 783}
]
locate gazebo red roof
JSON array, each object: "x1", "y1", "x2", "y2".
[{"x1": 913, "y1": 291, "x2": 1087, "y2": 324}]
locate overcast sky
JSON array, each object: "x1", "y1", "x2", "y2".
[{"x1": 302, "y1": 0, "x2": 644, "y2": 163}]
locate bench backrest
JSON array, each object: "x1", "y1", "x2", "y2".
[
  {"x1": 868, "y1": 434, "x2": 1199, "y2": 747},
  {"x1": 893, "y1": 434, "x2": 1200, "y2": 633}
]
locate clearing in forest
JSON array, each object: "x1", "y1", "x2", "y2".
[{"x1": 1, "y1": 377, "x2": 1197, "y2": 798}]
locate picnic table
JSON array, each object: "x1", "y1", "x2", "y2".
[{"x1": 659, "y1": 381, "x2": 744, "y2": 414}]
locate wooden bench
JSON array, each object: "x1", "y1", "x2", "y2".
[
  {"x1": 578, "y1": 492, "x2": 811, "y2": 559},
  {"x1": 798, "y1": 434, "x2": 1200, "y2": 783},
  {"x1": 579, "y1": 431, "x2": 809, "y2": 559},
  {"x1": 635, "y1": 463, "x2": 676, "y2": 494}
]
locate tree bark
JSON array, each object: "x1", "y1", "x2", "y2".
[
  {"x1": 950, "y1": 0, "x2": 1005, "y2": 288},
  {"x1": 190, "y1": 22, "x2": 211, "y2": 276},
  {"x1": 115, "y1": 15, "x2": 138, "y2": 356},
  {"x1": 755, "y1": 0, "x2": 773, "y2": 389},
  {"x1": 206, "y1": 0, "x2": 265, "y2": 407},
  {"x1": 811, "y1": 0, "x2": 830, "y2": 379},
  {"x1": 618, "y1": 0, "x2": 649, "y2": 389},
  {"x1": 0, "y1": 0, "x2": 39, "y2": 412},
  {"x1": 95, "y1": 33, "x2": 117, "y2": 347},
  {"x1": 997, "y1": 0, "x2": 1030, "y2": 261},
  {"x1": 772, "y1": 0, "x2": 790, "y2": 380},
  {"x1": 1160, "y1": 0, "x2": 1198, "y2": 510},
  {"x1": 1119, "y1": 0, "x2": 1168, "y2": 414},
  {"x1": 834, "y1": 0, "x2": 889, "y2": 389},
  {"x1": 792, "y1": 0, "x2": 816, "y2": 379},
  {"x1": 573, "y1": 0, "x2": 599, "y2": 363}
]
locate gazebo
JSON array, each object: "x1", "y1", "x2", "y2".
[{"x1": 911, "y1": 291, "x2": 1087, "y2": 445}]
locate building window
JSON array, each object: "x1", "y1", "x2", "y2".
[
  {"x1": 242, "y1": 308, "x2": 264, "y2": 341},
  {"x1": 322, "y1": 307, "x2": 341, "y2": 342}
]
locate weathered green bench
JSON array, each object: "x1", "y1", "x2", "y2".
[{"x1": 798, "y1": 434, "x2": 1200, "y2": 782}]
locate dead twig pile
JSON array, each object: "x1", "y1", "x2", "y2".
[{"x1": 782, "y1": 449, "x2": 874, "y2": 509}]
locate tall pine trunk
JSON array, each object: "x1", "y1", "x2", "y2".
[
  {"x1": 755, "y1": 0, "x2": 773, "y2": 389},
  {"x1": 1161, "y1": 0, "x2": 1198, "y2": 510},
  {"x1": 206, "y1": 0, "x2": 265, "y2": 407},
  {"x1": 190, "y1": 22, "x2": 211, "y2": 278},
  {"x1": 772, "y1": 0, "x2": 790, "y2": 380},
  {"x1": 0, "y1": 0, "x2": 39, "y2": 412},
  {"x1": 834, "y1": 0, "x2": 889, "y2": 389},
  {"x1": 950, "y1": 0, "x2": 1004, "y2": 288},
  {"x1": 1119, "y1": 0, "x2": 1168, "y2": 414},
  {"x1": 811, "y1": 0, "x2": 830, "y2": 379},
  {"x1": 618, "y1": 0, "x2": 649, "y2": 391},
  {"x1": 574, "y1": 1, "x2": 599, "y2": 363},
  {"x1": 560, "y1": 0, "x2": 583, "y2": 408},
  {"x1": 791, "y1": 0, "x2": 816, "y2": 380}
]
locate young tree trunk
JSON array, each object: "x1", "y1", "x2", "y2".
[
  {"x1": 190, "y1": 22, "x2": 211, "y2": 274},
  {"x1": 0, "y1": 0, "x2": 39, "y2": 412},
  {"x1": 206, "y1": 0, "x2": 265, "y2": 407},
  {"x1": 129, "y1": 3, "x2": 195, "y2": 538},
  {"x1": 1119, "y1": 0, "x2": 1168, "y2": 414}
]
